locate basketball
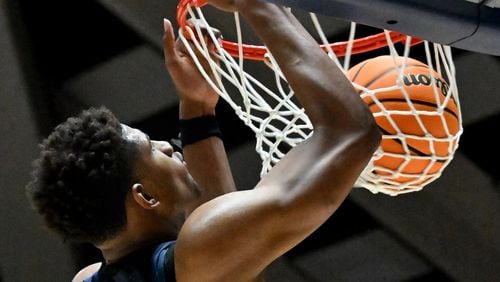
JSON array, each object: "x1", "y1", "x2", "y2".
[{"x1": 347, "y1": 55, "x2": 461, "y2": 187}]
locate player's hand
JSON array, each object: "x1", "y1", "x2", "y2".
[{"x1": 163, "y1": 18, "x2": 219, "y2": 115}]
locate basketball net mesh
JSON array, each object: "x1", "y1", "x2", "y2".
[{"x1": 177, "y1": 4, "x2": 463, "y2": 196}]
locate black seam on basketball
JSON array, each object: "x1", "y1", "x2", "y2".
[
  {"x1": 350, "y1": 60, "x2": 370, "y2": 83},
  {"x1": 378, "y1": 126, "x2": 426, "y2": 156},
  {"x1": 378, "y1": 126, "x2": 447, "y2": 163},
  {"x1": 356, "y1": 63, "x2": 429, "y2": 95},
  {"x1": 368, "y1": 98, "x2": 459, "y2": 119}
]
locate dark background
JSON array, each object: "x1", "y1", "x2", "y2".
[{"x1": 0, "y1": 0, "x2": 499, "y2": 281}]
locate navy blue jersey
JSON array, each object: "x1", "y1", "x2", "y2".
[{"x1": 84, "y1": 241, "x2": 176, "y2": 282}]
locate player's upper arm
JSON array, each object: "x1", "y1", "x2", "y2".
[
  {"x1": 174, "y1": 128, "x2": 379, "y2": 281},
  {"x1": 71, "y1": 262, "x2": 101, "y2": 282}
]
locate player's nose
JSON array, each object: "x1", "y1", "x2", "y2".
[{"x1": 153, "y1": 140, "x2": 174, "y2": 156}]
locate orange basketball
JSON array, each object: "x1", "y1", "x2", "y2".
[{"x1": 347, "y1": 55, "x2": 461, "y2": 186}]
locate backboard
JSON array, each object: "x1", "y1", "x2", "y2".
[{"x1": 269, "y1": 0, "x2": 500, "y2": 56}]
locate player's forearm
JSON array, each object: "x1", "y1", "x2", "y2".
[
  {"x1": 239, "y1": 0, "x2": 381, "y2": 207},
  {"x1": 180, "y1": 102, "x2": 236, "y2": 203},
  {"x1": 183, "y1": 137, "x2": 236, "y2": 196},
  {"x1": 238, "y1": 1, "x2": 374, "y2": 131}
]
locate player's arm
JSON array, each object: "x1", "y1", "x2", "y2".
[
  {"x1": 162, "y1": 20, "x2": 236, "y2": 211},
  {"x1": 174, "y1": 0, "x2": 381, "y2": 281}
]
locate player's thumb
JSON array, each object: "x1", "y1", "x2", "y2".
[{"x1": 163, "y1": 18, "x2": 177, "y2": 63}]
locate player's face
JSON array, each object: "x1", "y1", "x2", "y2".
[{"x1": 121, "y1": 124, "x2": 201, "y2": 218}]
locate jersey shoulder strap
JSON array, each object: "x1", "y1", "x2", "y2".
[
  {"x1": 83, "y1": 240, "x2": 176, "y2": 282},
  {"x1": 151, "y1": 241, "x2": 176, "y2": 282}
]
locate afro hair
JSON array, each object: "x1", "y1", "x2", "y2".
[{"x1": 26, "y1": 106, "x2": 138, "y2": 244}]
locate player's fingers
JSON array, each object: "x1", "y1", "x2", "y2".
[
  {"x1": 187, "y1": 19, "x2": 222, "y2": 44},
  {"x1": 176, "y1": 26, "x2": 206, "y2": 59},
  {"x1": 175, "y1": 26, "x2": 192, "y2": 56}
]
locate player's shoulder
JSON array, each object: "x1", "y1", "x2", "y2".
[{"x1": 71, "y1": 262, "x2": 102, "y2": 282}]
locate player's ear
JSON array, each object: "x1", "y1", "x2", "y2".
[{"x1": 131, "y1": 183, "x2": 160, "y2": 209}]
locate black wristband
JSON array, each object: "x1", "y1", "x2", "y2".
[{"x1": 179, "y1": 115, "x2": 222, "y2": 146}]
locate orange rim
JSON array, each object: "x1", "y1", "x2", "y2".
[{"x1": 176, "y1": 0, "x2": 424, "y2": 61}]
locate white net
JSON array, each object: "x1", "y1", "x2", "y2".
[{"x1": 177, "y1": 4, "x2": 463, "y2": 196}]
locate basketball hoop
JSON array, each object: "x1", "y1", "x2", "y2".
[
  {"x1": 175, "y1": 0, "x2": 463, "y2": 196},
  {"x1": 176, "y1": 0, "x2": 424, "y2": 60}
]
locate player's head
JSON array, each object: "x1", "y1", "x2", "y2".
[
  {"x1": 26, "y1": 106, "x2": 198, "y2": 244},
  {"x1": 26, "y1": 107, "x2": 137, "y2": 244}
]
